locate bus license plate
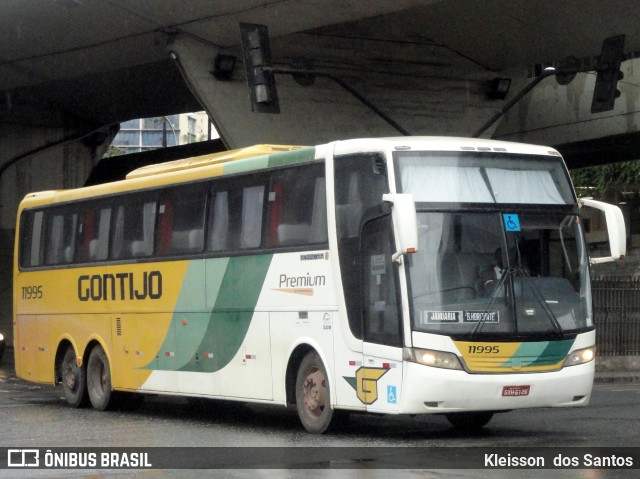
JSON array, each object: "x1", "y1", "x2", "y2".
[{"x1": 502, "y1": 385, "x2": 530, "y2": 397}]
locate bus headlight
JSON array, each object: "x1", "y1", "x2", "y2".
[
  {"x1": 404, "y1": 347, "x2": 463, "y2": 370},
  {"x1": 563, "y1": 346, "x2": 596, "y2": 367}
]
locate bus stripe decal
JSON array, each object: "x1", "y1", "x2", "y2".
[{"x1": 143, "y1": 255, "x2": 273, "y2": 373}]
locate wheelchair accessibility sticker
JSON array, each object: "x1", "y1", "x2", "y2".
[
  {"x1": 503, "y1": 213, "x2": 521, "y2": 232},
  {"x1": 387, "y1": 385, "x2": 397, "y2": 404}
]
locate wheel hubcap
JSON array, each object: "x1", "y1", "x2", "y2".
[
  {"x1": 64, "y1": 364, "x2": 76, "y2": 389},
  {"x1": 303, "y1": 368, "x2": 326, "y2": 418}
]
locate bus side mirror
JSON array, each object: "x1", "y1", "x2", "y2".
[
  {"x1": 382, "y1": 193, "x2": 418, "y2": 263},
  {"x1": 579, "y1": 198, "x2": 626, "y2": 263}
]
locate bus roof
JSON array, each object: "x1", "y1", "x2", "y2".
[
  {"x1": 18, "y1": 137, "x2": 564, "y2": 209},
  {"x1": 125, "y1": 144, "x2": 307, "y2": 180}
]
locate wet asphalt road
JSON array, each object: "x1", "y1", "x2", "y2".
[{"x1": 0, "y1": 351, "x2": 639, "y2": 478}]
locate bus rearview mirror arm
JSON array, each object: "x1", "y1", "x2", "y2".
[{"x1": 382, "y1": 194, "x2": 418, "y2": 263}]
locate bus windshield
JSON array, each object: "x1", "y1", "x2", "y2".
[
  {"x1": 395, "y1": 150, "x2": 590, "y2": 338},
  {"x1": 395, "y1": 151, "x2": 575, "y2": 205},
  {"x1": 406, "y1": 211, "x2": 591, "y2": 337}
]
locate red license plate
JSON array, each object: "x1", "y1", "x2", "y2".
[{"x1": 502, "y1": 385, "x2": 530, "y2": 397}]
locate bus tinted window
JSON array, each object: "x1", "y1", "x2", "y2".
[
  {"x1": 111, "y1": 196, "x2": 157, "y2": 259},
  {"x1": 208, "y1": 191, "x2": 229, "y2": 251},
  {"x1": 334, "y1": 154, "x2": 389, "y2": 339},
  {"x1": 241, "y1": 185, "x2": 265, "y2": 248},
  {"x1": 158, "y1": 185, "x2": 206, "y2": 256},
  {"x1": 207, "y1": 180, "x2": 266, "y2": 252},
  {"x1": 18, "y1": 163, "x2": 328, "y2": 269},
  {"x1": 19, "y1": 210, "x2": 44, "y2": 267},
  {"x1": 396, "y1": 152, "x2": 574, "y2": 205},
  {"x1": 76, "y1": 206, "x2": 111, "y2": 262},
  {"x1": 44, "y1": 210, "x2": 77, "y2": 265},
  {"x1": 267, "y1": 164, "x2": 327, "y2": 247}
]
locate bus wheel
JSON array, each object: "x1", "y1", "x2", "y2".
[
  {"x1": 295, "y1": 351, "x2": 334, "y2": 434},
  {"x1": 61, "y1": 346, "x2": 88, "y2": 408},
  {"x1": 86, "y1": 346, "x2": 113, "y2": 411},
  {"x1": 445, "y1": 411, "x2": 493, "y2": 431}
]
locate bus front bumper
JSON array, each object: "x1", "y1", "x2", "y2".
[{"x1": 399, "y1": 360, "x2": 595, "y2": 414}]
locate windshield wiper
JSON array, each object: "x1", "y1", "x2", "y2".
[
  {"x1": 471, "y1": 268, "x2": 511, "y2": 337},
  {"x1": 519, "y1": 273, "x2": 564, "y2": 336},
  {"x1": 471, "y1": 267, "x2": 563, "y2": 337}
]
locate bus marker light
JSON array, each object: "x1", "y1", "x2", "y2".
[{"x1": 165, "y1": 351, "x2": 175, "y2": 357}]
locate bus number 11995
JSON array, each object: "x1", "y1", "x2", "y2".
[{"x1": 22, "y1": 285, "x2": 43, "y2": 300}]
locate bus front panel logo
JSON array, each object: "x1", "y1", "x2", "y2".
[{"x1": 344, "y1": 367, "x2": 389, "y2": 405}]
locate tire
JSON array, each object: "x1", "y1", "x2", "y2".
[
  {"x1": 445, "y1": 411, "x2": 494, "y2": 431},
  {"x1": 295, "y1": 351, "x2": 336, "y2": 434},
  {"x1": 60, "y1": 346, "x2": 88, "y2": 408},
  {"x1": 86, "y1": 346, "x2": 113, "y2": 411}
]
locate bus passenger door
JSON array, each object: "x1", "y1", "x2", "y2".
[{"x1": 360, "y1": 216, "x2": 404, "y2": 413}]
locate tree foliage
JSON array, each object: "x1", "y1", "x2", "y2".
[
  {"x1": 570, "y1": 160, "x2": 640, "y2": 196},
  {"x1": 102, "y1": 146, "x2": 124, "y2": 158}
]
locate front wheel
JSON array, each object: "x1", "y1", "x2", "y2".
[
  {"x1": 295, "y1": 351, "x2": 336, "y2": 434},
  {"x1": 445, "y1": 411, "x2": 494, "y2": 431},
  {"x1": 86, "y1": 345, "x2": 113, "y2": 411},
  {"x1": 60, "y1": 345, "x2": 88, "y2": 408}
]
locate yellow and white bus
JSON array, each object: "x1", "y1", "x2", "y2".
[{"x1": 13, "y1": 137, "x2": 625, "y2": 433}]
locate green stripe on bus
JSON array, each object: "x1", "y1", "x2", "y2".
[
  {"x1": 525, "y1": 339, "x2": 574, "y2": 366},
  {"x1": 267, "y1": 147, "x2": 316, "y2": 168},
  {"x1": 144, "y1": 255, "x2": 272, "y2": 373},
  {"x1": 500, "y1": 339, "x2": 574, "y2": 368},
  {"x1": 223, "y1": 156, "x2": 269, "y2": 175},
  {"x1": 223, "y1": 147, "x2": 316, "y2": 175}
]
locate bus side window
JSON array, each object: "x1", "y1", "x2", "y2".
[
  {"x1": 76, "y1": 209, "x2": 95, "y2": 262},
  {"x1": 19, "y1": 210, "x2": 44, "y2": 267},
  {"x1": 94, "y1": 208, "x2": 111, "y2": 261},
  {"x1": 111, "y1": 196, "x2": 157, "y2": 259},
  {"x1": 240, "y1": 185, "x2": 265, "y2": 249},
  {"x1": 45, "y1": 210, "x2": 77, "y2": 265},
  {"x1": 208, "y1": 190, "x2": 229, "y2": 252},
  {"x1": 159, "y1": 185, "x2": 206, "y2": 256},
  {"x1": 267, "y1": 164, "x2": 327, "y2": 247},
  {"x1": 76, "y1": 207, "x2": 111, "y2": 262},
  {"x1": 334, "y1": 154, "x2": 389, "y2": 339},
  {"x1": 157, "y1": 199, "x2": 174, "y2": 256},
  {"x1": 207, "y1": 182, "x2": 265, "y2": 252},
  {"x1": 361, "y1": 216, "x2": 402, "y2": 346}
]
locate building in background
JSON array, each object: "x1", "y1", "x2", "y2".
[{"x1": 110, "y1": 112, "x2": 217, "y2": 155}]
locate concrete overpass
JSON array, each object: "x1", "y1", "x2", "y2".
[{"x1": 3, "y1": 0, "x2": 640, "y2": 344}]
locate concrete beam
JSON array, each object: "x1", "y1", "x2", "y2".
[{"x1": 493, "y1": 58, "x2": 640, "y2": 148}]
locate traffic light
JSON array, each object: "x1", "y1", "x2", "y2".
[
  {"x1": 239, "y1": 23, "x2": 280, "y2": 114},
  {"x1": 591, "y1": 35, "x2": 625, "y2": 114}
]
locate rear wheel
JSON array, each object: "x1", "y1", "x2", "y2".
[
  {"x1": 60, "y1": 345, "x2": 88, "y2": 408},
  {"x1": 295, "y1": 351, "x2": 336, "y2": 434},
  {"x1": 445, "y1": 411, "x2": 494, "y2": 431},
  {"x1": 86, "y1": 346, "x2": 113, "y2": 410}
]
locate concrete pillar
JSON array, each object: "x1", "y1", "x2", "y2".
[{"x1": 0, "y1": 107, "x2": 114, "y2": 347}]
